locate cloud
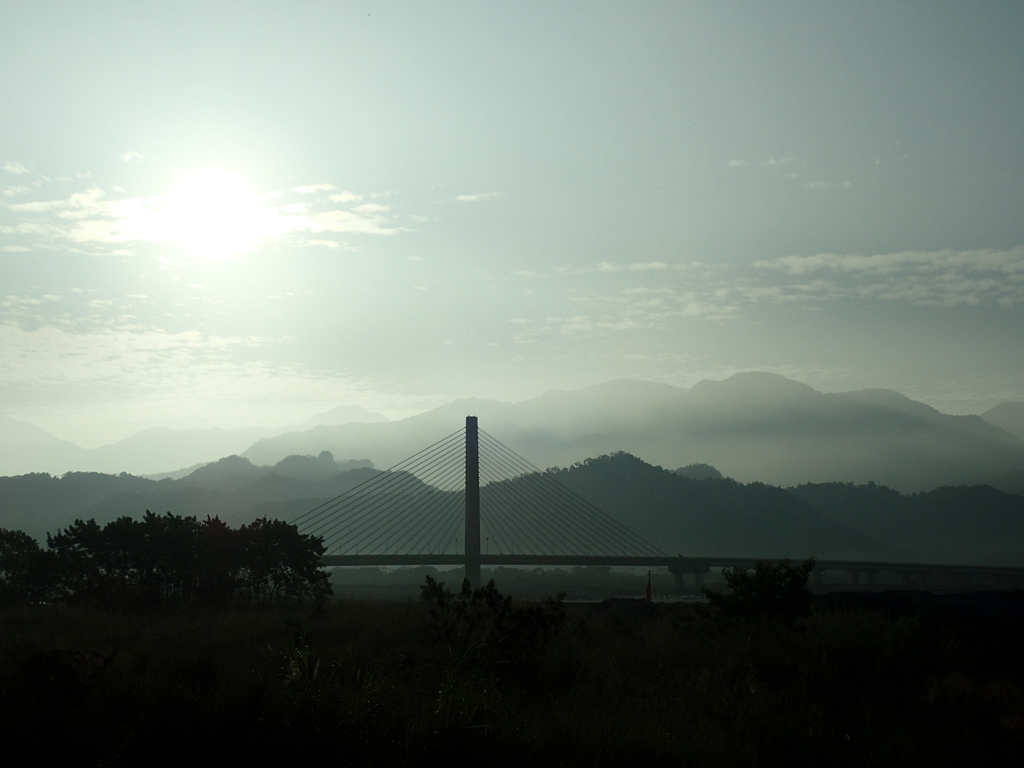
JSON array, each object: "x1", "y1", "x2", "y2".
[
  {"x1": 454, "y1": 192, "x2": 503, "y2": 202},
  {"x1": 2, "y1": 185, "x2": 30, "y2": 197},
  {"x1": 594, "y1": 260, "x2": 711, "y2": 273},
  {"x1": 0, "y1": 316, "x2": 442, "y2": 445},
  {"x1": 510, "y1": 246, "x2": 1024, "y2": 351},
  {"x1": 754, "y1": 247, "x2": 1024, "y2": 276},
  {"x1": 328, "y1": 190, "x2": 363, "y2": 203},
  {"x1": 2, "y1": 161, "x2": 30, "y2": 175},
  {"x1": 300, "y1": 239, "x2": 347, "y2": 250},
  {"x1": 0, "y1": 179, "x2": 406, "y2": 253},
  {"x1": 354, "y1": 203, "x2": 391, "y2": 214},
  {"x1": 301, "y1": 208, "x2": 398, "y2": 236},
  {"x1": 805, "y1": 180, "x2": 852, "y2": 189},
  {"x1": 119, "y1": 151, "x2": 143, "y2": 162},
  {"x1": 750, "y1": 247, "x2": 1024, "y2": 307},
  {"x1": 761, "y1": 157, "x2": 795, "y2": 166},
  {"x1": 291, "y1": 183, "x2": 336, "y2": 193},
  {"x1": 727, "y1": 159, "x2": 748, "y2": 167},
  {"x1": 7, "y1": 197, "x2": 75, "y2": 213}
]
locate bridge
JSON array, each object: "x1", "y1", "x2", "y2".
[
  {"x1": 294, "y1": 417, "x2": 1024, "y2": 590},
  {"x1": 295, "y1": 416, "x2": 663, "y2": 585}
]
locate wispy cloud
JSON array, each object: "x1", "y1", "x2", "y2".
[
  {"x1": 754, "y1": 248, "x2": 1024, "y2": 276},
  {"x1": 0, "y1": 316, "x2": 437, "y2": 444},
  {"x1": 752, "y1": 247, "x2": 1024, "y2": 307},
  {"x1": 805, "y1": 180, "x2": 852, "y2": 189},
  {"x1": 727, "y1": 159, "x2": 748, "y2": 167},
  {"x1": 0, "y1": 180, "x2": 407, "y2": 254},
  {"x1": 328, "y1": 190, "x2": 362, "y2": 203},
  {"x1": 761, "y1": 157, "x2": 795, "y2": 167},
  {"x1": 595, "y1": 260, "x2": 711, "y2": 273},
  {"x1": 2, "y1": 161, "x2": 30, "y2": 175},
  {"x1": 291, "y1": 183, "x2": 336, "y2": 194},
  {"x1": 454, "y1": 192, "x2": 503, "y2": 202},
  {"x1": 354, "y1": 203, "x2": 391, "y2": 214},
  {"x1": 119, "y1": 151, "x2": 143, "y2": 162},
  {"x1": 506, "y1": 247, "x2": 1024, "y2": 349}
]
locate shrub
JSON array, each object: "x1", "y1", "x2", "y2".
[
  {"x1": 420, "y1": 576, "x2": 566, "y2": 671},
  {"x1": 704, "y1": 557, "x2": 816, "y2": 630}
]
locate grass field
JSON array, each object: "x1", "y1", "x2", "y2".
[{"x1": 2, "y1": 587, "x2": 1022, "y2": 766}]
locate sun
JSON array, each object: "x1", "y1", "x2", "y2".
[{"x1": 161, "y1": 167, "x2": 262, "y2": 258}]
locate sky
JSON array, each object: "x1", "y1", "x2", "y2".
[{"x1": 2, "y1": 1, "x2": 1024, "y2": 447}]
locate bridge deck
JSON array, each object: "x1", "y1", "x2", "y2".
[{"x1": 319, "y1": 554, "x2": 1024, "y2": 578}]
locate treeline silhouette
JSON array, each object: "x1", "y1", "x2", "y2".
[{"x1": 0, "y1": 512, "x2": 330, "y2": 608}]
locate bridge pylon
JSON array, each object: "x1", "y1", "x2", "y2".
[{"x1": 464, "y1": 415, "x2": 481, "y2": 587}]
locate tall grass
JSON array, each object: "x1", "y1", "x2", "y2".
[{"x1": 1, "y1": 593, "x2": 1022, "y2": 765}]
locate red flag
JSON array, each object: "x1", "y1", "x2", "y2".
[{"x1": 645, "y1": 570, "x2": 652, "y2": 602}]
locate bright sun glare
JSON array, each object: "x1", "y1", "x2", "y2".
[{"x1": 161, "y1": 167, "x2": 262, "y2": 258}]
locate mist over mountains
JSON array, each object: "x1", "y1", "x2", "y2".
[
  {"x1": 4, "y1": 374, "x2": 1024, "y2": 488},
  {"x1": 0, "y1": 404, "x2": 388, "y2": 478},
  {"x1": 3, "y1": 372, "x2": 1024, "y2": 565},
  {"x1": 245, "y1": 373, "x2": 1024, "y2": 493},
  {"x1": 3, "y1": 373, "x2": 1023, "y2": 493}
]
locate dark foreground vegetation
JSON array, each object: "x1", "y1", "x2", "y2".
[
  {"x1": 2, "y1": 571, "x2": 1023, "y2": 765},
  {"x1": 0, "y1": 513, "x2": 331, "y2": 608}
]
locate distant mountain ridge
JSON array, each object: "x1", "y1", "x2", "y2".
[
  {"x1": 982, "y1": 402, "x2": 1024, "y2": 442},
  {"x1": 241, "y1": 373, "x2": 1024, "y2": 492},
  {"x1": 0, "y1": 405, "x2": 387, "y2": 477},
  {"x1": 0, "y1": 451, "x2": 378, "y2": 542},
  {"x1": 3, "y1": 449, "x2": 1023, "y2": 568},
  {"x1": 2, "y1": 373, "x2": 1023, "y2": 492}
]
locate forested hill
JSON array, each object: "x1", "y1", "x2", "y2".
[
  {"x1": 550, "y1": 453, "x2": 1024, "y2": 566},
  {"x1": 0, "y1": 452, "x2": 380, "y2": 543},
  {"x1": 3, "y1": 451, "x2": 1024, "y2": 567}
]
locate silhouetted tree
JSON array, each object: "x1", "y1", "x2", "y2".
[
  {"x1": 197, "y1": 515, "x2": 244, "y2": 607},
  {"x1": 47, "y1": 518, "x2": 108, "y2": 604},
  {"x1": 420, "y1": 576, "x2": 565, "y2": 671},
  {"x1": 38, "y1": 514, "x2": 330, "y2": 609},
  {"x1": 0, "y1": 528, "x2": 53, "y2": 605},
  {"x1": 237, "y1": 517, "x2": 331, "y2": 606},
  {"x1": 705, "y1": 557, "x2": 816, "y2": 631}
]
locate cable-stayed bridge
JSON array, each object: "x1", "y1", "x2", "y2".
[
  {"x1": 295, "y1": 417, "x2": 1024, "y2": 589},
  {"x1": 294, "y1": 417, "x2": 666, "y2": 585}
]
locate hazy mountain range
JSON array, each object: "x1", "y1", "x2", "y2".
[
  {"x1": 3, "y1": 371, "x2": 1024, "y2": 564},
  {"x1": 3, "y1": 449, "x2": 1023, "y2": 567},
  {"x1": 0, "y1": 451, "x2": 379, "y2": 544},
  {"x1": 3, "y1": 373, "x2": 1024, "y2": 493},
  {"x1": 0, "y1": 404, "x2": 388, "y2": 479}
]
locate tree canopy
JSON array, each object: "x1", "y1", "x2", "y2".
[
  {"x1": 2, "y1": 513, "x2": 330, "y2": 609},
  {"x1": 704, "y1": 557, "x2": 816, "y2": 630}
]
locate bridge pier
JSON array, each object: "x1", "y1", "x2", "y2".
[{"x1": 669, "y1": 559, "x2": 710, "y2": 591}]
